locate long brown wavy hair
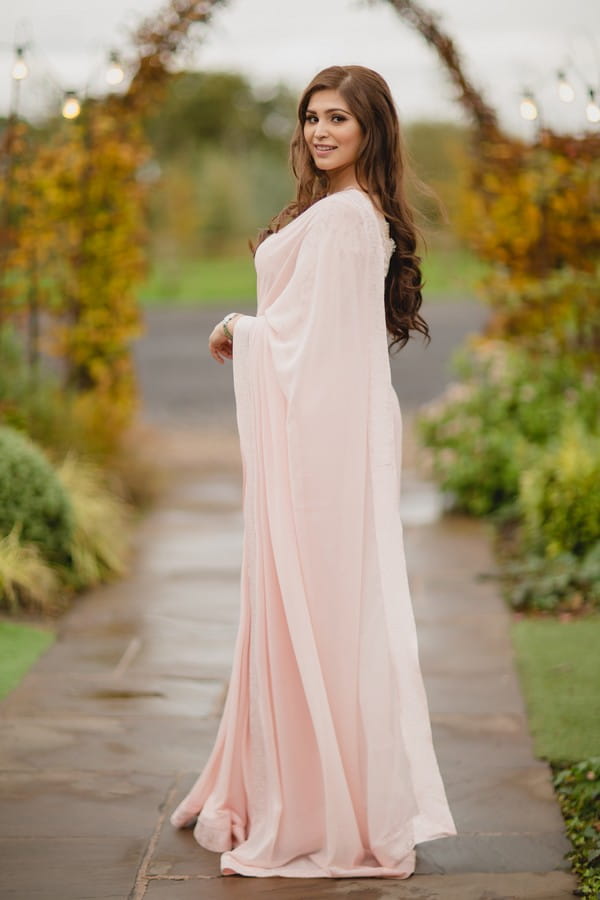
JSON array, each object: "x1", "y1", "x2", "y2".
[{"x1": 249, "y1": 64, "x2": 435, "y2": 353}]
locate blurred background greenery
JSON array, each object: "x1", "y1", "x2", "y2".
[{"x1": 137, "y1": 70, "x2": 485, "y2": 304}]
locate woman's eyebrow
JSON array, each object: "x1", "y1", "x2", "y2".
[{"x1": 305, "y1": 107, "x2": 351, "y2": 114}]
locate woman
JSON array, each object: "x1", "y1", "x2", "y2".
[{"x1": 169, "y1": 64, "x2": 457, "y2": 879}]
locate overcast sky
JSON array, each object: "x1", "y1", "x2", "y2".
[{"x1": 1, "y1": 0, "x2": 598, "y2": 137}]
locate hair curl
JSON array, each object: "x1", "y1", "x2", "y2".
[{"x1": 249, "y1": 64, "x2": 437, "y2": 353}]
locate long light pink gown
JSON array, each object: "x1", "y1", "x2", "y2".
[{"x1": 169, "y1": 187, "x2": 457, "y2": 877}]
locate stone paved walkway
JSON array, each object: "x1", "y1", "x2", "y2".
[{"x1": 0, "y1": 419, "x2": 577, "y2": 899}]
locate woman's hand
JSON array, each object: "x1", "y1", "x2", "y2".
[{"x1": 208, "y1": 314, "x2": 242, "y2": 364}]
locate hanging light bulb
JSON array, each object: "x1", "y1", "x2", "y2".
[
  {"x1": 106, "y1": 51, "x2": 124, "y2": 86},
  {"x1": 62, "y1": 91, "x2": 81, "y2": 120},
  {"x1": 12, "y1": 46, "x2": 28, "y2": 81},
  {"x1": 519, "y1": 90, "x2": 538, "y2": 121},
  {"x1": 557, "y1": 69, "x2": 575, "y2": 103},
  {"x1": 586, "y1": 88, "x2": 600, "y2": 124}
]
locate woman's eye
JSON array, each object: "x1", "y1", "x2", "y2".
[{"x1": 305, "y1": 115, "x2": 346, "y2": 123}]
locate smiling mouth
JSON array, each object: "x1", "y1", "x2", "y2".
[{"x1": 314, "y1": 145, "x2": 337, "y2": 152}]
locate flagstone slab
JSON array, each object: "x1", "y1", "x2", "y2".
[
  {"x1": 141, "y1": 870, "x2": 576, "y2": 900},
  {"x1": 0, "y1": 770, "x2": 172, "y2": 839},
  {"x1": 0, "y1": 671, "x2": 226, "y2": 718},
  {"x1": 0, "y1": 715, "x2": 218, "y2": 774},
  {"x1": 0, "y1": 836, "x2": 145, "y2": 900}
]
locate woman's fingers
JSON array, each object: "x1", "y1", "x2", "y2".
[
  {"x1": 208, "y1": 334, "x2": 232, "y2": 363},
  {"x1": 208, "y1": 321, "x2": 236, "y2": 363}
]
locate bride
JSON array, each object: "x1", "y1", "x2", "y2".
[{"x1": 169, "y1": 63, "x2": 457, "y2": 879}]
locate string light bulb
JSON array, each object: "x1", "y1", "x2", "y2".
[
  {"x1": 12, "y1": 46, "x2": 28, "y2": 81},
  {"x1": 106, "y1": 51, "x2": 124, "y2": 86},
  {"x1": 62, "y1": 90, "x2": 81, "y2": 120},
  {"x1": 519, "y1": 90, "x2": 538, "y2": 121},
  {"x1": 557, "y1": 70, "x2": 575, "y2": 103},
  {"x1": 586, "y1": 88, "x2": 600, "y2": 124}
]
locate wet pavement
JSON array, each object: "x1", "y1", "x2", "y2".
[
  {"x1": 0, "y1": 424, "x2": 576, "y2": 899},
  {"x1": 0, "y1": 300, "x2": 578, "y2": 898}
]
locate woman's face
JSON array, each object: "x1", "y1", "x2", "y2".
[{"x1": 303, "y1": 88, "x2": 363, "y2": 176}]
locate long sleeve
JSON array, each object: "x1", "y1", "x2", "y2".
[{"x1": 233, "y1": 200, "x2": 381, "y2": 536}]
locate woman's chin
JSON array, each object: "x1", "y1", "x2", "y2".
[{"x1": 314, "y1": 160, "x2": 338, "y2": 171}]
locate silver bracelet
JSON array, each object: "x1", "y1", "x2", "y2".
[{"x1": 221, "y1": 312, "x2": 240, "y2": 340}]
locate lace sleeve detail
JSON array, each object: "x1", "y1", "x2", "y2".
[{"x1": 378, "y1": 217, "x2": 395, "y2": 272}]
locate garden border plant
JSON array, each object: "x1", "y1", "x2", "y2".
[{"x1": 417, "y1": 338, "x2": 600, "y2": 896}]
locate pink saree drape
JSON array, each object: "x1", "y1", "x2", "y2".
[{"x1": 170, "y1": 187, "x2": 457, "y2": 878}]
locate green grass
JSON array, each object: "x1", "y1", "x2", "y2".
[
  {"x1": 510, "y1": 614, "x2": 600, "y2": 761},
  {"x1": 139, "y1": 255, "x2": 257, "y2": 305},
  {"x1": 138, "y1": 244, "x2": 489, "y2": 305},
  {"x1": 421, "y1": 244, "x2": 490, "y2": 297},
  {"x1": 0, "y1": 620, "x2": 55, "y2": 700}
]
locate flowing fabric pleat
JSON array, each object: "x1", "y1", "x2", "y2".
[{"x1": 169, "y1": 188, "x2": 457, "y2": 877}]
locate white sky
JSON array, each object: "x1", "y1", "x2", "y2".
[{"x1": 1, "y1": 0, "x2": 599, "y2": 137}]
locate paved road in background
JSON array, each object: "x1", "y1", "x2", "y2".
[{"x1": 131, "y1": 299, "x2": 489, "y2": 428}]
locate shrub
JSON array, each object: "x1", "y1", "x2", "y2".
[
  {"x1": 0, "y1": 426, "x2": 74, "y2": 564},
  {"x1": 0, "y1": 525, "x2": 62, "y2": 613},
  {"x1": 484, "y1": 264, "x2": 600, "y2": 369},
  {"x1": 417, "y1": 339, "x2": 600, "y2": 516},
  {"x1": 0, "y1": 440, "x2": 134, "y2": 611},
  {"x1": 551, "y1": 758, "x2": 600, "y2": 899},
  {"x1": 55, "y1": 452, "x2": 133, "y2": 590},
  {"x1": 0, "y1": 325, "x2": 99, "y2": 462},
  {"x1": 484, "y1": 541, "x2": 600, "y2": 614},
  {"x1": 519, "y1": 421, "x2": 600, "y2": 559},
  {"x1": 0, "y1": 326, "x2": 161, "y2": 505}
]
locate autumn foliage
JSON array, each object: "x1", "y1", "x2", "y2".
[
  {"x1": 0, "y1": 112, "x2": 149, "y2": 452},
  {"x1": 459, "y1": 131, "x2": 600, "y2": 364},
  {"x1": 0, "y1": 0, "x2": 227, "y2": 454},
  {"x1": 389, "y1": 0, "x2": 600, "y2": 366}
]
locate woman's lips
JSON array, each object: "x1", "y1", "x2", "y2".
[{"x1": 314, "y1": 145, "x2": 337, "y2": 156}]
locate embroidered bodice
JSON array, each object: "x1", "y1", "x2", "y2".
[{"x1": 256, "y1": 188, "x2": 396, "y2": 289}]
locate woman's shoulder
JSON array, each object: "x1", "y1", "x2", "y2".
[
  {"x1": 303, "y1": 190, "x2": 391, "y2": 262},
  {"x1": 313, "y1": 188, "x2": 383, "y2": 228},
  {"x1": 318, "y1": 191, "x2": 389, "y2": 254}
]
